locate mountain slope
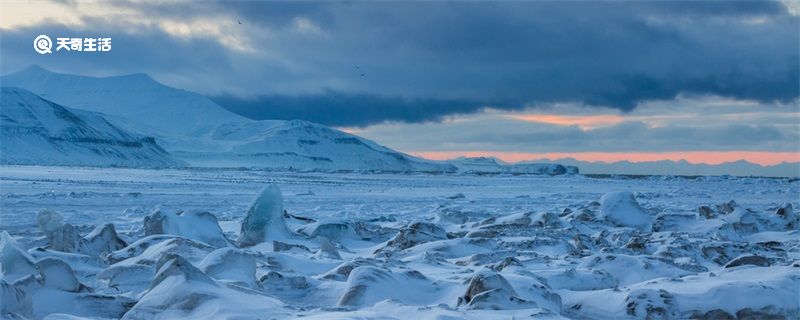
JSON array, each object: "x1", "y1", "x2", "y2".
[
  {"x1": 0, "y1": 87, "x2": 181, "y2": 167},
  {"x1": 2, "y1": 65, "x2": 247, "y2": 137},
  {"x1": 197, "y1": 120, "x2": 456, "y2": 172},
  {"x1": 1, "y1": 67, "x2": 455, "y2": 172}
]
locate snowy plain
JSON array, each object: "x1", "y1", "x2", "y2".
[{"x1": 1, "y1": 165, "x2": 799, "y2": 319}]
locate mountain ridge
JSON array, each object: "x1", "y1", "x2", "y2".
[
  {"x1": 2, "y1": 65, "x2": 249, "y2": 138},
  {"x1": 1, "y1": 66, "x2": 457, "y2": 173},
  {"x1": 1, "y1": 87, "x2": 181, "y2": 167}
]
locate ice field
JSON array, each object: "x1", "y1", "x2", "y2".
[{"x1": 1, "y1": 166, "x2": 798, "y2": 319}]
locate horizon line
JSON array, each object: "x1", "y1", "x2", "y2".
[{"x1": 410, "y1": 151, "x2": 800, "y2": 167}]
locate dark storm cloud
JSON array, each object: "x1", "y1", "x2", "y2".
[
  {"x1": 1, "y1": 1, "x2": 797, "y2": 126},
  {"x1": 210, "y1": 1, "x2": 799, "y2": 125},
  {"x1": 211, "y1": 92, "x2": 495, "y2": 127},
  {"x1": 0, "y1": 21, "x2": 239, "y2": 86}
]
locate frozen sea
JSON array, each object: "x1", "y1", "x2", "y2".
[{"x1": 1, "y1": 165, "x2": 798, "y2": 319}]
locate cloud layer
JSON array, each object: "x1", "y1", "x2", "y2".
[
  {"x1": 1, "y1": 1, "x2": 797, "y2": 127},
  {"x1": 350, "y1": 96, "x2": 799, "y2": 154}
]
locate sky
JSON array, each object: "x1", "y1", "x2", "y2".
[{"x1": 1, "y1": 0, "x2": 798, "y2": 166}]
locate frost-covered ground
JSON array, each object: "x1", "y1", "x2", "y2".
[{"x1": 1, "y1": 165, "x2": 798, "y2": 319}]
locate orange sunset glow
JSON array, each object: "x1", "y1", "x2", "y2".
[
  {"x1": 411, "y1": 151, "x2": 800, "y2": 166},
  {"x1": 509, "y1": 114, "x2": 628, "y2": 129}
]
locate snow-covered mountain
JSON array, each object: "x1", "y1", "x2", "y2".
[
  {"x1": 1, "y1": 65, "x2": 246, "y2": 138},
  {"x1": 0, "y1": 87, "x2": 180, "y2": 167},
  {"x1": 1, "y1": 66, "x2": 456, "y2": 172},
  {"x1": 187, "y1": 120, "x2": 455, "y2": 172}
]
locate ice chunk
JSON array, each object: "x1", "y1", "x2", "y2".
[
  {"x1": 565, "y1": 265, "x2": 799, "y2": 319},
  {"x1": 296, "y1": 220, "x2": 352, "y2": 241},
  {"x1": 530, "y1": 211, "x2": 564, "y2": 228},
  {"x1": 144, "y1": 209, "x2": 231, "y2": 248},
  {"x1": 458, "y1": 270, "x2": 535, "y2": 310},
  {"x1": 98, "y1": 237, "x2": 216, "y2": 295},
  {"x1": 435, "y1": 207, "x2": 490, "y2": 225},
  {"x1": 151, "y1": 254, "x2": 215, "y2": 289},
  {"x1": 123, "y1": 254, "x2": 287, "y2": 320},
  {"x1": 260, "y1": 271, "x2": 311, "y2": 292},
  {"x1": 0, "y1": 231, "x2": 38, "y2": 283},
  {"x1": 716, "y1": 200, "x2": 738, "y2": 214},
  {"x1": 375, "y1": 221, "x2": 448, "y2": 255},
  {"x1": 315, "y1": 236, "x2": 342, "y2": 260},
  {"x1": 37, "y1": 210, "x2": 83, "y2": 253},
  {"x1": 352, "y1": 222, "x2": 396, "y2": 242},
  {"x1": 698, "y1": 205, "x2": 716, "y2": 219},
  {"x1": 238, "y1": 185, "x2": 292, "y2": 247},
  {"x1": 337, "y1": 266, "x2": 436, "y2": 307},
  {"x1": 198, "y1": 247, "x2": 257, "y2": 286},
  {"x1": 36, "y1": 257, "x2": 82, "y2": 292},
  {"x1": 599, "y1": 192, "x2": 652, "y2": 228},
  {"x1": 104, "y1": 236, "x2": 215, "y2": 268},
  {"x1": 37, "y1": 211, "x2": 126, "y2": 256},
  {"x1": 11, "y1": 256, "x2": 133, "y2": 319},
  {"x1": 81, "y1": 223, "x2": 127, "y2": 256},
  {"x1": 36, "y1": 209, "x2": 64, "y2": 234},
  {"x1": 496, "y1": 212, "x2": 533, "y2": 226},
  {"x1": 447, "y1": 193, "x2": 466, "y2": 200},
  {"x1": 625, "y1": 288, "x2": 677, "y2": 319},
  {"x1": 319, "y1": 258, "x2": 375, "y2": 281},
  {"x1": 97, "y1": 264, "x2": 152, "y2": 295},
  {"x1": 102, "y1": 234, "x2": 179, "y2": 264},
  {"x1": 121, "y1": 255, "x2": 215, "y2": 319},
  {"x1": 542, "y1": 268, "x2": 617, "y2": 291},
  {"x1": 1, "y1": 280, "x2": 32, "y2": 319},
  {"x1": 579, "y1": 254, "x2": 691, "y2": 286},
  {"x1": 724, "y1": 255, "x2": 770, "y2": 268},
  {"x1": 775, "y1": 202, "x2": 798, "y2": 229},
  {"x1": 272, "y1": 241, "x2": 311, "y2": 253},
  {"x1": 652, "y1": 212, "x2": 697, "y2": 232}
]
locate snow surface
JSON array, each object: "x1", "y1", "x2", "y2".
[{"x1": 1, "y1": 166, "x2": 798, "y2": 319}]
